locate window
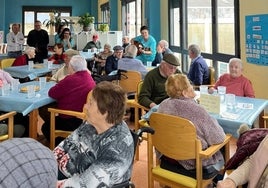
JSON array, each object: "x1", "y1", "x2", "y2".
[
  {"x1": 169, "y1": 0, "x2": 239, "y2": 78},
  {"x1": 121, "y1": 0, "x2": 142, "y2": 38},
  {"x1": 100, "y1": 2, "x2": 110, "y2": 25},
  {"x1": 22, "y1": 6, "x2": 71, "y2": 36}
]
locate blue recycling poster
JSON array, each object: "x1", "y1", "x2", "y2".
[{"x1": 245, "y1": 14, "x2": 268, "y2": 66}]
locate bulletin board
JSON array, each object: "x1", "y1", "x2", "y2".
[{"x1": 245, "y1": 14, "x2": 268, "y2": 66}]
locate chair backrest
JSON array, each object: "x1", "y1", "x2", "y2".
[
  {"x1": 149, "y1": 112, "x2": 199, "y2": 160},
  {"x1": 0, "y1": 43, "x2": 7, "y2": 54},
  {"x1": 1, "y1": 58, "x2": 15, "y2": 69},
  {"x1": 209, "y1": 66, "x2": 216, "y2": 85},
  {"x1": 0, "y1": 111, "x2": 16, "y2": 141},
  {"x1": 119, "y1": 71, "x2": 142, "y2": 94}
]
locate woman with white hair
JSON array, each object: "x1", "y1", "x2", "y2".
[
  {"x1": 208, "y1": 57, "x2": 255, "y2": 97},
  {"x1": 12, "y1": 46, "x2": 36, "y2": 66},
  {"x1": 41, "y1": 55, "x2": 96, "y2": 143}
]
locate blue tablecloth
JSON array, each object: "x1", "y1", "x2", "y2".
[
  {"x1": 141, "y1": 96, "x2": 268, "y2": 138},
  {"x1": 0, "y1": 81, "x2": 56, "y2": 116},
  {"x1": 210, "y1": 96, "x2": 268, "y2": 137},
  {"x1": 4, "y1": 64, "x2": 61, "y2": 79},
  {"x1": 79, "y1": 51, "x2": 95, "y2": 60}
]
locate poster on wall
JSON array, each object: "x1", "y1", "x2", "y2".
[{"x1": 245, "y1": 14, "x2": 268, "y2": 66}]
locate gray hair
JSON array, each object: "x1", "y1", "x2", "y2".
[
  {"x1": 125, "y1": 44, "x2": 138, "y2": 58},
  {"x1": 229, "y1": 58, "x2": 243, "y2": 68},
  {"x1": 24, "y1": 46, "x2": 35, "y2": 54},
  {"x1": 159, "y1": 40, "x2": 169, "y2": 48},
  {"x1": 188, "y1": 44, "x2": 201, "y2": 56},
  {"x1": 69, "y1": 55, "x2": 88, "y2": 72}
]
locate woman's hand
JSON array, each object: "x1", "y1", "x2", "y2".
[
  {"x1": 217, "y1": 178, "x2": 236, "y2": 188},
  {"x1": 57, "y1": 180, "x2": 66, "y2": 188}
]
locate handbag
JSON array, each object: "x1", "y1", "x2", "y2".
[{"x1": 225, "y1": 124, "x2": 268, "y2": 170}]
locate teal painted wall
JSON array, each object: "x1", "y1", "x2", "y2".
[
  {"x1": 0, "y1": 0, "x2": 162, "y2": 43},
  {"x1": 0, "y1": 0, "x2": 93, "y2": 41}
]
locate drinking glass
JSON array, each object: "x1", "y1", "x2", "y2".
[
  {"x1": 199, "y1": 85, "x2": 208, "y2": 94},
  {"x1": 27, "y1": 85, "x2": 35, "y2": 98},
  {"x1": 11, "y1": 79, "x2": 20, "y2": 92},
  {"x1": 218, "y1": 86, "x2": 226, "y2": 103},
  {"x1": 1, "y1": 84, "x2": 10, "y2": 96},
  {"x1": 226, "y1": 94, "x2": 236, "y2": 109},
  {"x1": 39, "y1": 77, "x2": 47, "y2": 90},
  {"x1": 28, "y1": 61, "x2": 34, "y2": 70},
  {"x1": 146, "y1": 61, "x2": 152, "y2": 67}
]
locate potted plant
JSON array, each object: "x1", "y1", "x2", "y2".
[
  {"x1": 99, "y1": 23, "x2": 109, "y2": 32},
  {"x1": 78, "y1": 13, "x2": 94, "y2": 31},
  {"x1": 43, "y1": 10, "x2": 69, "y2": 34}
]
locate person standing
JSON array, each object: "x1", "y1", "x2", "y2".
[
  {"x1": 187, "y1": 44, "x2": 209, "y2": 86},
  {"x1": 27, "y1": 20, "x2": 49, "y2": 63},
  {"x1": 152, "y1": 40, "x2": 173, "y2": 66},
  {"x1": 6, "y1": 23, "x2": 24, "y2": 58},
  {"x1": 134, "y1": 26, "x2": 156, "y2": 65}
]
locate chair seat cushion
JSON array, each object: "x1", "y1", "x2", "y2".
[
  {"x1": 152, "y1": 165, "x2": 197, "y2": 188},
  {"x1": 160, "y1": 155, "x2": 219, "y2": 179}
]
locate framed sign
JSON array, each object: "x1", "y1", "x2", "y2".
[{"x1": 245, "y1": 14, "x2": 268, "y2": 66}]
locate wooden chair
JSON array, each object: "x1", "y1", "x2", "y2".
[
  {"x1": 0, "y1": 43, "x2": 7, "y2": 54},
  {"x1": 209, "y1": 66, "x2": 216, "y2": 85},
  {"x1": 262, "y1": 115, "x2": 268, "y2": 128},
  {"x1": 0, "y1": 111, "x2": 17, "y2": 141},
  {"x1": 193, "y1": 66, "x2": 216, "y2": 90},
  {"x1": 124, "y1": 80, "x2": 150, "y2": 160},
  {"x1": 0, "y1": 58, "x2": 15, "y2": 69},
  {"x1": 48, "y1": 91, "x2": 92, "y2": 149},
  {"x1": 148, "y1": 112, "x2": 231, "y2": 188}
]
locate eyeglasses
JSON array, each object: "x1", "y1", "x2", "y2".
[{"x1": 64, "y1": 33, "x2": 70, "y2": 35}]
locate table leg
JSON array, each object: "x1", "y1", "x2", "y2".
[{"x1": 29, "y1": 109, "x2": 38, "y2": 139}]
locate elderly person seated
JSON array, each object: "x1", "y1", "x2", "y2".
[
  {"x1": 48, "y1": 43, "x2": 66, "y2": 64},
  {"x1": 92, "y1": 43, "x2": 113, "y2": 75},
  {"x1": 157, "y1": 73, "x2": 226, "y2": 180},
  {"x1": 12, "y1": 46, "x2": 36, "y2": 66},
  {"x1": 0, "y1": 138, "x2": 58, "y2": 187},
  {"x1": 118, "y1": 44, "x2": 148, "y2": 79},
  {"x1": 41, "y1": 55, "x2": 96, "y2": 143},
  {"x1": 50, "y1": 49, "x2": 79, "y2": 82},
  {"x1": 105, "y1": 45, "x2": 124, "y2": 75},
  {"x1": 208, "y1": 58, "x2": 255, "y2": 97},
  {"x1": 217, "y1": 135, "x2": 268, "y2": 188},
  {"x1": 187, "y1": 44, "x2": 209, "y2": 86},
  {"x1": 138, "y1": 53, "x2": 180, "y2": 109},
  {"x1": 83, "y1": 34, "x2": 102, "y2": 52},
  {"x1": 152, "y1": 40, "x2": 173, "y2": 66},
  {"x1": 55, "y1": 81, "x2": 134, "y2": 187}
]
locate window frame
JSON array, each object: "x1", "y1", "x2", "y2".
[
  {"x1": 168, "y1": 0, "x2": 240, "y2": 78},
  {"x1": 22, "y1": 6, "x2": 72, "y2": 37}
]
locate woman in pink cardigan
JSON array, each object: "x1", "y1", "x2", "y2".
[
  {"x1": 208, "y1": 58, "x2": 255, "y2": 98},
  {"x1": 217, "y1": 135, "x2": 268, "y2": 187}
]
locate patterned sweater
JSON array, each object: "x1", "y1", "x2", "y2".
[{"x1": 54, "y1": 121, "x2": 134, "y2": 188}]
